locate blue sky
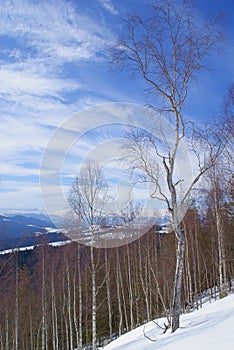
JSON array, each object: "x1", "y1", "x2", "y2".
[{"x1": 0, "y1": 0, "x2": 233, "y2": 215}]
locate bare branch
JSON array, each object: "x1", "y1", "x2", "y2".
[
  {"x1": 143, "y1": 325, "x2": 158, "y2": 342},
  {"x1": 110, "y1": 0, "x2": 225, "y2": 333},
  {"x1": 152, "y1": 320, "x2": 170, "y2": 334}
]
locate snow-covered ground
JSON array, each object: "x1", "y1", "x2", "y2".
[
  {"x1": 0, "y1": 240, "x2": 71, "y2": 255},
  {"x1": 104, "y1": 293, "x2": 234, "y2": 350}
]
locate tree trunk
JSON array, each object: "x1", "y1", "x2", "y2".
[
  {"x1": 51, "y1": 267, "x2": 59, "y2": 350},
  {"x1": 73, "y1": 244, "x2": 82, "y2": 349},
  {"x1": 73, "y1": 276, "x2": 79, "y2": 350},
  {"x1": 214, "y1": 187, "x2": 227, "y2": 293},
  {"x1": 116, "y1": 249, "x2": 123, "y2": 336},
  {"x1": 172, "y1": 234, "x2": 185, "y2": 332},
  {"x1": 91, "y1": 243, "x2": 97, "y2": 350},
  {"x1": 105, "y1": 249, "x2": 113, "y2": 341},
  {"x1": 138, "y1": 240, "x2": 150, "y2": 321},
  {"x1": 0, "y1": 325, "x2": 3, "y2": 350},
  {"x1": 120, "y1": 256, "x2": 129, "y2": 332},
  {"x1": 15, "y1": 254, "x2": 19, "y2": 350},
  {"x1": 184, "y1": 226, "x2": 193, "y2": 307},
  {"x1": 60, "y1": 289, "x2": 65, "y2": 350},
  {"x1": 126, "y1": 244, "x2": 134, "y2": 330},
  {"x1": 5, "y1": 310, "x2": 9, "y2": 350},
  {"x1": 77, "y1": 245, "x2": 83, "y2": 349},
  {"x1": 41, "y1": 248, "x2": 47, "y2": 350},
  {"x1": 66, "y1": 261, "x2": 73, "y2": 350}
]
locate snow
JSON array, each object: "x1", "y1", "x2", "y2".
[
  {"x1": 0, "y1": 245, "x2": 35, "y2": 255},
  {"x1": 44, "y1": 227, "x2": 62, "y2": 233},
  {"x1": 0, "y1": 240, "x2": 71, "y2": 255},
  {"x1": 49, "y1": 240, "x2": 71, "y2": 247},
  {"x1": 104, "y1": 293, "x2": 234, "y2": 350}
]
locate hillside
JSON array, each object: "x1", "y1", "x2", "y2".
[
  {"x1": 104, "y1": 293, "x2": 234, "y2": 350},
  {"x1": 0, "y1": 213, "x2": 68, "y2": 251}
]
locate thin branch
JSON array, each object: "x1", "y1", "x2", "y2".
[
  {"x1": 152, "y1": 320, "x2": 170, "y2": 334},
  {"x1": 143, "y1": 325, "x2": 158, "y2": 342}
]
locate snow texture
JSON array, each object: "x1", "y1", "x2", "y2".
[{"x1": 104, "y1": 293, "x2": 234, "y2": 350}]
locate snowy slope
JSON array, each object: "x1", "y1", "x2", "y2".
[{"x1": 104, "y1": 293, "x2": 234, "y2": 350}]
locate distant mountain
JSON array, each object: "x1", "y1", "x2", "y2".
[
  {"x1": 0, "y1": 213, "x2": 69, "y2": 252},
  {"x1": 49, "y1": 214, "x2": 66, "y2": 228},
  {"x1": 0, "y1": 214, "x2": 56, "y2": 240},
  {"x1": 0, "y1": 210, "x2": 171, "y2": 253},
  {"x1": 0, "y1": 231, "x2": 69, "y2": 252},
  {"x1": 7, "y1": 212, "x2": 53, "y2": 222}
]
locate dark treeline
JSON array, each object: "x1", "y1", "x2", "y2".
[{"x1": 0, "y1": 199, "x2": 233, "y2": 349}]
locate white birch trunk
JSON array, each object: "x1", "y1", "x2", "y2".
[
  {"x1": 116, "y1": 249, "x2": 123, "y2": 336},
  {"x1": 91, "y1": 237, "x2": 97, "y2": 350},
  {"x1": 214, "y1": 185, "x2": 227, "y2": 293},
  {"x1": 184, "y1": 227, "x2": 193, "y2": 306},
  {"x1": 41, "y1": 249, "x2": 46, "y2": 350},
  {"x1": 15, "y1": 255, "x2": 19, "y2": 350},
  {"x1": 105, "y1": 249, "x2": 113, "y2": 340},
  {"x1": 73, "y1": 276, "x2": 79, "y2": 350},
  {"x1": 66, "y1": 262, "x2": 73, "y2": 350},
  {"x1": 77, "y1": 245, "x2": 83, "y2": 349},
  {"x1": 172, "y1": 232, "x2": 185, "y2": 332},
  {"x1": 126, "y1": 245, "x2": 134, "y2": 330}
]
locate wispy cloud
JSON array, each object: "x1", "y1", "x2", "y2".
[
  {"x1": 1, "y1": 0, "x2": 233, "y2": 214},
  {"x1": 0, "y1": 66, "x2": 78, "y2": 98},
  {"x1": 0, "y1": 0, "x2": 118, "y2": 211},
  {"x1": 99, "y1": 0, "x2": 118, "y2": 15},
  {"x1": 0, "y1": 179, "x2": 43, "y2": 209},
  {"x1": 0, "y1": 0, "x2": 111, "y2": 102},
  {"x1": 0, "y1": 0, "x2": 109, "y2": 60}
]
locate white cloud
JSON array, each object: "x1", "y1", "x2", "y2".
[
  {"x1": 0, "y1": 0, "x2": 125, "y2": 211},
  {"x1": 0, "y1": 180, "x2": 43, "y2": 209},
  {"x1": 0, "y1": 0, "x2": 110, "y2": 62},
  {"x1": 99, "y1": 0, "x2": 118, "y2": 15},
  {"x1": 0, "y1": 117, "x2": 49, "y2": 155},
  {"x1": 0, "y1": 67, "x2": 78, "y2": 98},
  {"x1": 1, "y1": 164, "x2": 40, "y2": 177},
  {"x1": 0, "y1": 0, "x2": 113, "y2": 107}
]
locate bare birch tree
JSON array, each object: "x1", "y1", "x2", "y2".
[
  {"x1": 110, "y1": 0, "x2": 225, "y2": 332},
  {"x1": 68, "y1": 160, "x2": 109, "y2": 349}
]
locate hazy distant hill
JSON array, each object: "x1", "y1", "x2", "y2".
[
  {"x1": 0, "y1": 213, "x2": 68, "y2": 251},
  {"x1": 0, "y1": 214, "x2": 56, "y2": 239}
]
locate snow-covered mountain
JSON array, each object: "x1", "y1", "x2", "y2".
[
  {"x1": 0, "y1": 209, "x2": 170, "y2": 252},
  {"x1": 104, "y1": 293, "x2": 234, "y2": 350},
  {"x1": 0, "y1": 212, "x2": 67, "y2": 252},
  {"x1": 0, "y1": 213, "x2": 56, "y2": 239}
]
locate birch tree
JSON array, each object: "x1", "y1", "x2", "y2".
[
  {"x1": 111, "y1": 0, "x2": 225, "y2": 332},
  {"x1": 68, "y1": 160, "x2": 109, "y2": 349}
]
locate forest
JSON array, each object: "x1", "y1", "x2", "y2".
[
  {"x1": 0, "y1": 181, "x2": 233, "y2": 349},
  {"x1": 0, "y1": 0, "x2": 233, "y2": 349}
]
